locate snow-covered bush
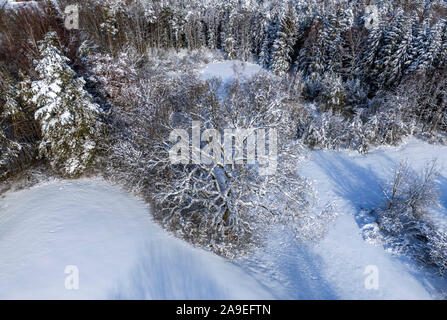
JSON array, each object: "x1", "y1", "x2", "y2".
[
  {"x1": 301, "y1": 110, "x2": 346, "y2": 150},
  {"x1": 0, "y1": 129, "x2": 29, "y2": 180},
  {"x1": 224, "y1": 37, "x2": 237, "y2": 60},
  {"x1": 298, "y1": 84, "x2": 437, "y2": 153},
  {"x1": 363, "y1": 97, "x2": 415, "y2": 146},
  {"x1": 31, "y1": 32, "x2": 103, "y2": 177},
  {"x1": 375, "y1": 160, "x2": 447, "y2": 275}
]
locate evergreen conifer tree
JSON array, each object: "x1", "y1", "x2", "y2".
[{"x1": 31, "y1": 32, "x2": 102, "y2": 177}]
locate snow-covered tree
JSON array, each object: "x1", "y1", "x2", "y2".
[
  {"x1": 440, "y1": 19, "x2": 447, "y2": 66},
  {"x1": 31, "y1": 32, "x2": 102, "y2": 177},
  {"x1": 271, "y1": 5, "x2": 298, "y2": 76},
  {"x1": 359, "y1": 19, "x2": 383, "y2": 78},
  {"x1": 107, "y1": 68, "x2": 334, "y2": 256},
  {"x1": 345, "y1": 111, "x2": 368, "y2": 153},
  {"x1": 259, "y1": 13, "x2": 280, "y2": 69},
  {"x1": 319, "y1": 72, "x2": 346, "y2": 113},
  {"x1": 100, "y1": 3, "x2": 119, "y2": 37},
  {"x1": 414, "y1": 20, "x2": 444, "y2": 73},
  {"x1": 150, "y1": 75, "x2": 324, "y2": 256},
  {"x1": 0, "y1": 129, "x2": 23, "y2": 180},
  {"x1": 1, "y1": 81, "x2": 22, "y2": 178},
  {"x1": 224, "y1": 36, "x2": 237, "y2": 60},
  {"x1": 373, "y1": 10, "x2": 413, "y2": 87},
  {"x1": 0, "y1": 72, "x2": 37, "y2": 179},
  {"x1": 383, "y1": 15, "x2": 413, "y2": 86},
  {"x1": 301, "y1": 109, "x2": 346, "y2": 150}
]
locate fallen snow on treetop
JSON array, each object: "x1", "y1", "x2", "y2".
[{"x1": 1, "y1": 0, "x2": 39, "y2": 10}]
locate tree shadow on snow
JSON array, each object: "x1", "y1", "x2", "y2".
[
  {"x1": 311, "y1": 151, "x2": 393, "y2": 227},
  {"x1": 237, "y1": 229, "x2": 340, "y2": 300},
  {"x1": 108, "y1": 239, "x2": 273, "y2": 300},
  {"x1": 311, "y1": 152, "x2": 447, "y2": 298}
]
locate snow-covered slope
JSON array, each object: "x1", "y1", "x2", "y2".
[
  {"x1": 239, "y1": 137, "x2": 447, "y2": 300},
  {"x1": 0, "y1": 179, "x2": 272, "y2": 299}
]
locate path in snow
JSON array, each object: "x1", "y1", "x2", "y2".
[{"x1": 0, "y1": 179, "x2": 272, "y2": 299}]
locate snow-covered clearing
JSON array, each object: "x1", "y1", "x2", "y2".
[
  {"x1": 200, "y1": 60, "x2": 263, "y2": 83},
  {"x1": 0, "y1": 179, "x2": 272, "y2": 299}
]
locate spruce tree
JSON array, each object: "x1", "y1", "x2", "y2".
[
  {"x1": 374, "y1": 10, "x2": 410, "y2": 87},
  {"x1": 417, "y1": 21, "x2": 444, "y2": 72},
  {"x1": 271, "y1": 5, "x2": 299, "y2": 76},
  {"x1": 385, "y1": 16, "x2": 413, "y2": 86},
  {"x1": 358, "y1": 17, "x2": 383, "y2": 78},
  {"x1": 406, "y1": 21, "x2": 430, "y2": 74},
  {"x1": 31, "y1": 32, "x2": 102, "y2": 177}
]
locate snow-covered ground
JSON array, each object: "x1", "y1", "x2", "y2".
[
  {"x1": 239, "y1": 137, "x2": 447, "y2": 300},
  {"x1": 0, "y1": 179, "x2": 272, "y2": 299},
  {"x1": 304, "y1": 138, "x2": 447, "y2": 299}
]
